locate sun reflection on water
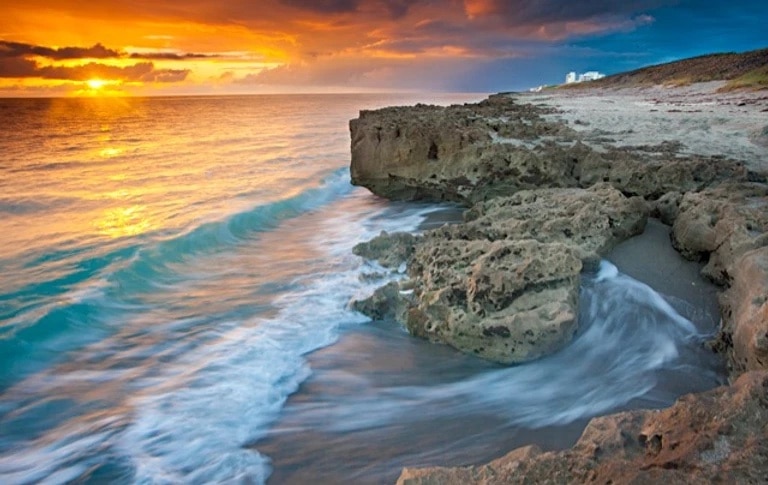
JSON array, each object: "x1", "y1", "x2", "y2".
[
  {"x1": 95, "y1": 205, "x2": 152, "y2": 238},
  {"x1": 98, "y1": 147, "x2": 124, "y2": 158}
]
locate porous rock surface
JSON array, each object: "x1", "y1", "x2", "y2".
[
  {"x1": 405, "y1": 239, "x2": 582, "y2": 364},
  {"x1": 670, "y1": 181, "x2": 768, "y2": 376},
  {"x1": 397, "y1": 370, "x2": 768, "y2": 485},
  {"x1": 348, "y1": 91, "x2": 768, "y2": 483},
  {"x1": 672, "y1": 182, "x2": 768, "y2": 284},
  {"x1": 352, "y1": 185, "x2": 648, "y2": 364},
  {"x1": 349, "y1": 94, "x2": 747, "y2": 204},
  {"x1": 719, "y1": 247, "x2": 768, "y2": 375},
  {"x1": 349, "y1": 96, "x2": 577, "y2": 203},
  {"x1": 442, "y1": 183, "x2": 648, "y2": 255}
]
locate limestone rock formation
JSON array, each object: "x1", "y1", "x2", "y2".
[
  {"x1": 349, "y1": 95, "x2": 580, "y2": 203},
  {"x1": 441, "y1": 184, "x2": 648, "y2": 256},
  {"x1": 577, "y1": 147, "x2": 747, "y2": 198},
  {"x1": 672, "y1": 182, "x2": 768, "y2": 284},
  {"x1": 351, "y1": 281, "x2": 410, "y2": 322},
  {"x1": 398, "y1": 370, "x2": 768, "y2": 485},
  {"x1": 352, "y1": 231, "x2": 418, "y2": 269},
  {"x1": 386, "y1": 177, "x2": 768, "y2": 485},
  {"x1": 719, "y1": 247, "x2": 768, "y2": 374},
  {"x1": 346, "y1": 92, "x2": 768, "y2": 483},
  {"x1": 405, "y1": 239, "x2": 582, "y2": 364},
  {"x1": 349, "y1": 95, "x2": 747, "y2": 204},
  {"x1": 651, "y1": 191, "x2": 683, "y2": 225},
  {"x1": 352, "y1": 185, "x2": 648, "y2": 364}
]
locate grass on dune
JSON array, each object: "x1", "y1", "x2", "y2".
[{"x1": 720, "y1": 65, "x2": 768, "y2": 91}]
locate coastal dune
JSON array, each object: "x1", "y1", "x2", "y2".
[{"x1": 348, "y1": 80, "x2": 768, "y2": 483}]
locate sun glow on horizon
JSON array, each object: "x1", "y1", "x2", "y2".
[
  {"x1": 87, "y1": 79, "x2": 108, "y2": 90},
  {"x1": 76, "y1": 78, "x2": 126, "y2": 97}
]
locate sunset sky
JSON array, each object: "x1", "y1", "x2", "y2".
[{"x1": 1, "y1": 0, "x2": 766, "y2": 96}]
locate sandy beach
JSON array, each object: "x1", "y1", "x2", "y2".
[{"x1": 525, "y1": 82, "x2": 768, "y2": 172}]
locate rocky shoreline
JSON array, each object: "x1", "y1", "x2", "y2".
[{"x1": 348, "y1": 83, "x2": 768, "y2": 483}]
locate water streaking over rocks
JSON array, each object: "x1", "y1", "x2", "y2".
[
  {"x1": 344, "y1": 84, "x2": 767, "y2": 483},
  {"x1": 0, "y1": 93, "x2": 484, "y2": 483},
  {"x1": 0, "y1": 91, "x2": 746, "y2": 485},
  {"x1": 257, "y1": 258, "x2": 724, "y2": 484},
  {"x1": 0, "y1": 181, "x2": 450, "y2": 484}
]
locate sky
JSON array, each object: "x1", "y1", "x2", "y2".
[{"x1": 0, "y1": 0, "x2": 766, "y2": 96}]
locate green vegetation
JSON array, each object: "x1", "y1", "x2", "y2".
[
  {"x1": 720, "y1": 65, "x2": 768, "y2": 91},
  {"x1": 558, "y1": 47, "x2": 768, "y2": 90}
]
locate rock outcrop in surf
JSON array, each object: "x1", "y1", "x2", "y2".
[
  {"x1": 348, "y1": 85, "x2": 768, "y2": 483},
  {"x1": 353, "y1": 184, "x2": 648, "y2": 363}
]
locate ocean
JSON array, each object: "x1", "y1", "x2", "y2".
[{"x1": 0, "y1": 94, "x2": 725, "y2": 484}]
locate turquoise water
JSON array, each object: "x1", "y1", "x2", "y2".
[{"x1": 0, "y1": 94, "x2": 725, "y2": 484}]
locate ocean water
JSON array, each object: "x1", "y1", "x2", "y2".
[{"x1": 0, "y1": 94, "x2": 725, "y2": 484}]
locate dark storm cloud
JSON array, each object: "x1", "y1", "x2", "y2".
[
  {"x1": 280, "y1": 0, "x2": 360, "y2": 14},
  {"x1": 0, "y1": 40, "x2": 216, "y2": 62},
  {"x1": 0, "y1": 57, "x2": 189, "y2": 83},
  {"x1": 380, "y1": 0, "x2": 418, "y2": 18},
  {"x1": 128, "y1": 52, "x2": 218, "y2": 60},
  {"x1": 0, "y1": 40, "x2": 121, "y2": 60}
]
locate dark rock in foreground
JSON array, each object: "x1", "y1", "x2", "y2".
[{"x1": 398, "y1": 370, "x2": 768, "y2": 485}]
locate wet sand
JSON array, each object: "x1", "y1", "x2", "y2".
[{"x1": 607, "y1": 218, "x2": 721, "y2": 332}]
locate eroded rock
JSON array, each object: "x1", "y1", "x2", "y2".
[
  {"x1": 405, "y1": 239, "x2": 582, "y2": 364},
  {"x1": 578, "y1": 148, "x2": 746, "y2": 198},
  {"x1": 352, "y1": 185, "x2": 648, "y2": 364},
  {"x1": 719, "y1": 247, "x2": 768, "y2": 374},
  {"x1": 351, "y1": 281, "x2": 410, "y2": 322},
  {"x1": 349, "y1": 96, "x2": 747, "y2": 204},
  {"x1": 651, "y1": 191, "x2": 683, "y2": 225},
  {"x1": 346, "y1": 92, "x2": 768, "y2": 485},
  {"x1": 352, "y1": 231, "x2": 418, "y2": 269},
  {"x1": 349, "y1": 96, "x2": 581, "y2": 203},
  {"x1": 398, "y1": 370, "x2": 768, "y2": 485},
  {"x1": 672, "y1": 182, "x2": 768, "y2": 284},
  {"x1": 444, "y1": 183, "x2": 648, "y2": 256}
]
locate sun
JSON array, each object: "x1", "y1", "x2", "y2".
[
  {"x1": 77, "y1": 79, "x2": 125, "y2": 97},
  {"x1": 87, "y1": 79, "x2": 108, "y2": 90}
]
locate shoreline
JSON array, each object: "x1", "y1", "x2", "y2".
[
  {"x1": 258, "y1": 216, "x2": 714, "y2": 483},
  {"x1": 346, "y1": 82, "x2": 768, "y2": 483},
  {"x1": 259, "y1": 207, "x2": 724, "y2": 483}
]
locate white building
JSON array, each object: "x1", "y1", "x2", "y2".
[
  {"x1": 565, "y1": 70, "x2": 605, "y2": 84},
  {"x1": 578, "y1": 71, "x2": 605, "y2": 82}
]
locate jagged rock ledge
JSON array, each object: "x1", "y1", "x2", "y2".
[{"x1": 347, "y1": 87, "x2": 768, "y2": 483}]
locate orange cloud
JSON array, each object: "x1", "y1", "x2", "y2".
[{"x1": 0, "y1": 0, "x2": 674, "y2": 94}]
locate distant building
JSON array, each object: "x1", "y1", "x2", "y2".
[
  {"x1": 565, "y1": 70, "x2": 605, "y2": 84},
  {"x1": 579, "y1": 71, "x2": 605, "y2": 82}
]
